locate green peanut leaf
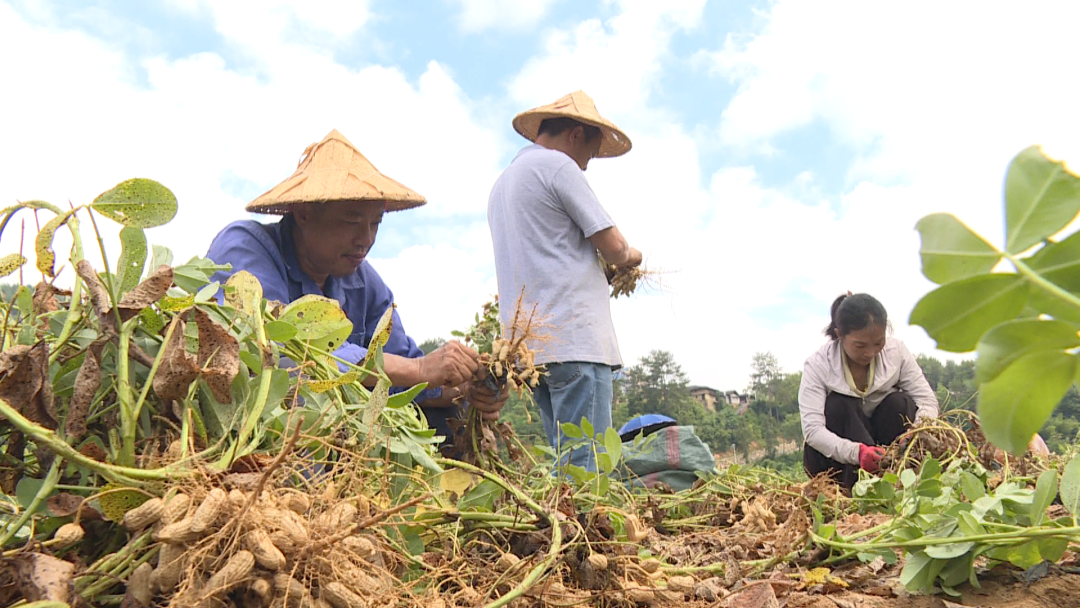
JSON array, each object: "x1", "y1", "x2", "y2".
[
  {"x1": 115, "y1": 227, "x2": 147, "y2": 296},
  {"x1": 1060, "y1": 455, "x2": 1080, "y2": 518},
  {"x1": 1031, "y1": 470, "x2": 1058, "y2": 526},
  {"x1": 264, "y1": 320, "x2": 298, "y2": 342},
  {"x1": 279, "y1": 295, "x2": 353, "y2": 353},
  {"x1": 925, "y1": 541, "x2": 975, "y2": 560},
  {"x1": 458, "y1": 479, "x2": 503, "y2": 512},
  {"x1": 604, "y1": 427, "x2": 622, "y2": 464},
  {"x1": 91, "y1": 178, "x2": 178, "y2": 228},
  {"x1": 580, "y1": 417, "x2": 594, "y2": 440},
  {"x1": 909, "y1": 273, "x2": 1030, "y2": 352},
  {"x1": 1025, "y1": 231, "x2": 1080, "y2": 323},
  {"x1": 1005, "y1": 146, "x2": 1080, "y2": 254},
  {"x1": 978, "y1": 350, "x2": 1077, "y2": 454},
  {"x1": 0, "y1": 253, "x2": 27, "y2": 278},
  {"x1": 34, "y1": 209, "x2": 76, "y2": 277},
  {"x1": 915, "y1": 213, "x2": 1001, "y2": 284},
  {"x1": 975, "y1": 319, "x2": 1080, "y2": 383},
  {"x1": 561, "y1": 422, "x2": 583, "y2": 439}
]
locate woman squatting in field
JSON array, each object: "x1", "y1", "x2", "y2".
[{"x1": 798, "y1": 294, "x2": 939, "y2": 490}]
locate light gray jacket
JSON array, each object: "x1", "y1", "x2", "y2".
[{"x1": 799, "y1": 337, "x2": 938, "y2": 465}]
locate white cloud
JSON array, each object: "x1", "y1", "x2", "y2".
[
  {"x1": 453, "y1": 0, "x2": 562, "y2": 33},
  {"x1": 0, "y1": 0, "x2": 501, "y2": 337}
]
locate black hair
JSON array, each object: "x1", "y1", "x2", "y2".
[
  {"x1": 824, "y1": 293, "x2": 887, "y2": 340},
  {"x1": 537, "y1": 117, "x2": 602, "y2": 142}
]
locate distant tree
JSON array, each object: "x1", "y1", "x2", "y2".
[
  {"x1": 417, "y1": 338, "x2": 446, "y2": 355},
  {"x1": 622, "y1": 350, "x2": 701, "y2": 422}
]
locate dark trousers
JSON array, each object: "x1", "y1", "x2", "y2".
[{"x1": 803, "y1": 391, "x2": 917, "y2": 489}]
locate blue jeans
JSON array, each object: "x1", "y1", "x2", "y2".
[{"x1": 534, "y1": 362, "x2": 614, "y2": 470}]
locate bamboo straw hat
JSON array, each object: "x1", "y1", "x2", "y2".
[
  {"x1": 246, "y1": 129, "x2": 426, "y2": 214},
  {"x1": 512, "y1": 90, "x2": 631, "y2": 158}
]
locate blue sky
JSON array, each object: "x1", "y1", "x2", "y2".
[{"x1": 3, "y1": 0, "x2": 1080, "y2": 390}]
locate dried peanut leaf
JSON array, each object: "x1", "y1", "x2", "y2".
[
  {"x1": 91, "y1": 178, "x2": 178, "y2": 228},
  {"x1": 34, "y1": 209, "x2": 76, "y2": 278},
  {"x1": 46, "y1": 492, "x2": 102, "y2": 520},
  {"x1": 152, "y1": 316, "x2": 199, "y2": 403},
  {"x1": 159, "y1": 294, "x2": 195, "y2": 312},
  {"x1": 194, "y1": 307, "x2": 240, "y2": 403},
  {"x1": 306, "y1": 371, "x2": 360, "y2": 393},
  {"x1": 0, "y1": 253, "x2": 26, "y2": 278},
  {"x1": 65, "y1": 349, "x2": 101, "y2": 440},
  {"x1": 75, "y1": 259, "x2": 113, "y2": 322},
  {"x1": 116, "y1": 226, "x2": 148, "y2": 297},
  {"x1": 0, "y1": 342, "x2": 56, "y2": 429},
  {"x1": 225, "y1": 270, "x2": 263, "y2": 317},
  {"x1": 32, "y1": 282, "x2": 62, "y2": 314},
  {"x1": 0, "y1": 431, "x2": 25, "y2": 494},
  {"x1": 13, "y1": 552, "x2": 75, "y2": 603},
  {"x1": 117, "y1": 264, "x2": 173, "y2": 319}
]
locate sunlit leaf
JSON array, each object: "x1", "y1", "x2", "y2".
[
  {"x1": 1004, "y1": 146, "x2": 1080, "y2": 254},
  {"x1": 915, "y1": 213, "x2": 1001, "y2": 284},
  {"x1": 909, "y1": 273, "x2": 1029, "y2": 352},
  {"x1": 580, "y1": 417, "x2": 594, "y2": 440},
  {"x1": 91, "y1": 178, "x2": 178, "y2": 228},
  {"x1": 561, "y1": 422, "x2": 583, "y2": 439},
  {"x1": 225, "y1": 270, "x2": 262, "y2": 317},
  {"x1": 975, "y1": 319, "x2": 1080, "y2": 383},
  {"x1": 280, "y1": 295, "x2": 354, "y2": 353},
  {"x1": 115, "y1": 227, "x2": 147, "y2": 296},
  {"x1": 978, "y1": 350, "x2": 1077, "y2": 454},
  {"x1": 439, "y1": 468, "x2": 478, "y2": 498}
]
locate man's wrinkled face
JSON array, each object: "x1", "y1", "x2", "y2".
[{"x1": 294, "y1": 200, "x2": 383, "y2": 278}]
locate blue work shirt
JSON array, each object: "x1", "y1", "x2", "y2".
[{"x1": 205, "y1": 215, "x2": 442, "y2": 405}]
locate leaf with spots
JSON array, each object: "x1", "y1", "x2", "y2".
[
  {"x1": 115, "y1": 227, "x2": 147, "y2": 297},
  {"x1": 0, "y1": 253, "x2": 26, "y2": 278},
  {"x1": 91, "y1": 178, "x2": 178, "y2": 228},
  {"x1": 159, "y1": 294, "x2": 195, "y2": 312},
  {"x1": 306, "y1": 371, "x2": 360, "y2": 393},
  {"x1": 194, "y1": 307, "x2": 240, "y2": 403},
  {"x1": 34, "y1": 209, "x2": 76, "y2": 278},
  {"x1": 278, "y1": 295, "x2": 353, "y2": 354},
  {"x1": 361, "y1": 305, "x2": 395, "y2": 371},
  {"x1": 96, "y1": 484, "x2": 151, "y2": 522},
  {"x1": 65, "y1": 347, "x2": 101, "y2": 440}
]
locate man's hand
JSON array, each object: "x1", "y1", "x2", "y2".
[
  {"x1": 416, "y1": 342, "x2": 480, "y2": 388},
  {"x1": 858, "y1": 444, "x2": 885, "y2": 473},
  {"x1": 469, "y1": 379, "x2": 511, "y2": 421},
  {"x1": 619, "y1": 247, "x2": 643, "y2": 269}
]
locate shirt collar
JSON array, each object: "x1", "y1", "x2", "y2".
[{"x1": 277, "y1": 214, "x2": 364, "y2": 294}]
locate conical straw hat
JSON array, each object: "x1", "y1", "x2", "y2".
[
  {"x1": 246, "y1": 129, "x2": 426, "y2": 214},
  {"x1": 512, "y1": 90, "x2": 631, "y2": 158}
]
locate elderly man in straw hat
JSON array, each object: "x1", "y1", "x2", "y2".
[
  {"x1": 488, "y1": 91, "x2": 643, "y2": 469},
  {"x1": 207, "y1": 129, "x2": 508, "y2": 447}
]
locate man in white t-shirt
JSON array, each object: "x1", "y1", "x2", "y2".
[{"x1": 488, "y1": 91, "x2": 643, "y2": 469}]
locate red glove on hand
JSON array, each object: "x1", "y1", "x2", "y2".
[{"x1": 858, "y1": 444, "x2": 885, "y2": 473}]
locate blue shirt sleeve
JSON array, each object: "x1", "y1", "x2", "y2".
[{"x1": 206, "y1": 221, "x2": 292, "y2": 304}]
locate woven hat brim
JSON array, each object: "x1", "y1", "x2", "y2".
[
  {"x1": 512, "y1": 110, "x2": 632, "y2": 158},
  {"x1": 245, "y1": 129, "x2": 427, "y2": 214}
]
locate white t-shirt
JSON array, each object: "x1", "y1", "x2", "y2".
[{"x1": 487, "y1": 145, "x2": 622, "y2": 367}]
